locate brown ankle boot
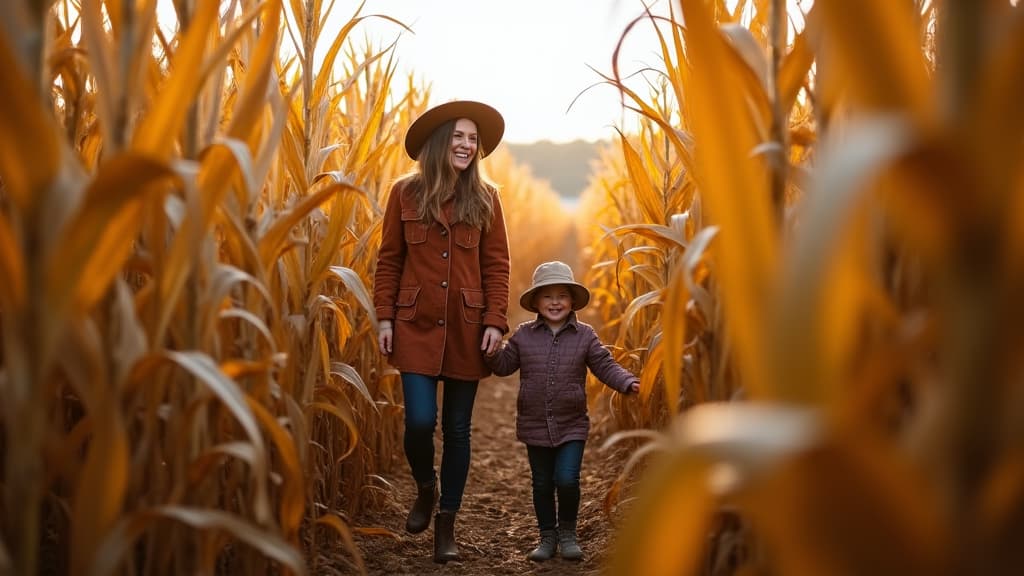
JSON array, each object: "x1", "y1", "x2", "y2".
[
  {"x1": 433, "y1": 510, "x2": 459, "y2": 563},
  {"x1": 405, "y1": 480, "x2": 437, "y2": 534},
  {"x1": 558, "y1": 522, "x2": 583, "y2": 560},
  {"x1": 527, "y1": 529, "x2": 558, "y2": 562}
]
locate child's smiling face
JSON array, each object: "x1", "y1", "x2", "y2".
[{"x1": 533, "y1": 284, "x2": 573, "y2": 326}]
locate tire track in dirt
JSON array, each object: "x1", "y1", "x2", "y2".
[{"x1": 345, "y1": 374, "x2": 625, "y2": 576}]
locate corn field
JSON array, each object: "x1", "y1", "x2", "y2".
[{"x1": 1, "y1": 0, "x2": 1023, "y2": 575}]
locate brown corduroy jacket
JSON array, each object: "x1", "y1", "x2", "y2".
[{"x1": 373, "y1": 178, "x2": 511, "y2": 381}]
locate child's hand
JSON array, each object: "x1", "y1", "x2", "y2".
[
  {"x1": 481, "y1": 326, "x2": 503, "y2": 356},
  {"x1": 484, "y1": 340, "x2": 504, "y2": 358},
  {"x1": 627, "y1": 380, "x2": 640, "y2": 394}
]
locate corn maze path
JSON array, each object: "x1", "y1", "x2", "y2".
[{"x1": 339, "y1": 374, "x2": 628, "y2": 575}]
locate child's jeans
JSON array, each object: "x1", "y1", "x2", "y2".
[
  {"x1": 401, "y1": 372, "x2": 479, "y2": 511},
  {"x1": 526, "y1": 440, "x2": 585, "y2": 530}
]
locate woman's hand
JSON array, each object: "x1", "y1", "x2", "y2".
[
  {"x1": 378, "y1": 320, "x2": 393, "y2": 355},
  {"x1": 480, "y1": 326, "x2": 503, "y2": 356}
]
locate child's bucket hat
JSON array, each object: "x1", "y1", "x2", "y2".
[{"x1": 519, "y1": 261, "x2": 591, "y2": 312}]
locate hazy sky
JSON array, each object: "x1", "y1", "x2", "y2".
[{"x1": 342, "y1": 1, "x2": 675, "y2": 144}]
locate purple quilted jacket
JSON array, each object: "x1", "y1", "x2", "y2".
[{"x1": 486, "y1": 313, "x2": 638, "y2": 447}]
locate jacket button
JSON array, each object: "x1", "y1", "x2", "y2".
[
  {"x1": 442, "y1": 251, "x2": 449, "y2": 258},
  {"x1": 441, "y1": 281, "x2": 448, "y2": 288},
  {"x1": 437, "y1": 319, "x2": 445, "y2": 326}
]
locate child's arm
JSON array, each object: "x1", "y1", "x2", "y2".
[
  {"x1": 484, "y1": 330, "x2": 522, "y2": 377},
  {"x1": 583, "y1": 326, "x2": 639, "y2": 394}
]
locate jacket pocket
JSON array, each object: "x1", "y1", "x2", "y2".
[
  {"x1": 395, "y1": 286, "x2": 420, "y2": 321},
  {"x1": 402, "y1": 209, "x2": 428, "y2": 244},
  {"x1": 453, "y1": 224, "x2": 480, "y2": 249},
  {"x1": 461, "y1": 288, "x2": 485, "y2": 324}
]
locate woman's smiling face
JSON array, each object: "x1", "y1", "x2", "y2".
[{"x1": 449, "y1": 118, "x2": 479, "y2": 171}]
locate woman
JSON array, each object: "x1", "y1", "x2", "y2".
[{"x1": 373, "y1": 100, "x2": 510, "y2": 563}]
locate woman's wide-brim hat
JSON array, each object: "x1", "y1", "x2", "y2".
[
  {"x1": 519, "y1": 261, "x2": 591, "y2": 313},
  {"x1": 404, "y1": 100, "x2": 505, "y2": 160}
]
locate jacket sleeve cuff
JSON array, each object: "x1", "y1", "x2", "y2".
[
  {"x1": 376, "y1": 306, "x2": 395, "y2": 321},
  {"x1": 483, "y1": 312, "x2": 509, "y2": 334}
]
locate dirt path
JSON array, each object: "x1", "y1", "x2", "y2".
[{"x1": 346, "y1": 374, "x2": 626, "y2": 576}]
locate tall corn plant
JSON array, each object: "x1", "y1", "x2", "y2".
[
  {"x1": 0, "y1": 0, "x2": 304, "y2": 572},
  {"x1": 576, "y1": 4, "x2": 751, "y2": 429},
  {"x1": 575, "y1": 124, "x2": 706, "y2": 431},
  {"x1": 0, "y1": 0, "x2": 408, "y2": 573},
  {"x1": 601, "y1": 0, "x2": 1024, "y2": 575},
  {"x1": 273, "y1": 1, "x2": 416, "y2": 559}
]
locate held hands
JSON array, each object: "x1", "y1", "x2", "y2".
[
  {"x1": 480, "y1": 326, "x2": 503, "y2": 356},
  {"x1": 378, "y1": 320, "x2": 393, "y2": 355}
]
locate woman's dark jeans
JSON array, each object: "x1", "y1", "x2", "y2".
[
  {"x1": 401, "y1": 372, "x2": 479, "y2": 511},
  {"x1": 525, "y1": 440, "x2": 585, "y2": 530}
]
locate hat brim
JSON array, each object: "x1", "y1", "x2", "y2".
[
  {"x1": 405, "y1": 100, "x2": 505, "y2": 160},
  {"x1": 519, "y1": 282, "x2": 591, "y2": 313}
]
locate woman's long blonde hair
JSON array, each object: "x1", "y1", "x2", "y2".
[{"x1": 403, "y1": 118, "x2": 497, "y2": 230}]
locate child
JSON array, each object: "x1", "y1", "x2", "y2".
[{"x1": 486, "y1": 261, "x2": 639, "y2": 562}]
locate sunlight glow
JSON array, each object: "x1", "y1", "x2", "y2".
[
  {"x1": 344, "y1": 0, "x2": 812, "y2": 144},
  {"x1": 342, "y1": 1, "x2": 676, "y2": 144},
  {"x1": 151, "y1": 0, "x2": 815, "y2": 144}
]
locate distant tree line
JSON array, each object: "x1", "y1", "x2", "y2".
[{"x1": 505, "y1": 139, "x2": 605, "y2": 198}]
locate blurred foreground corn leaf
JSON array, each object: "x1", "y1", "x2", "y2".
[{"x1": 583, "y1": 1, "x2": 1024, "y2": 575}]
